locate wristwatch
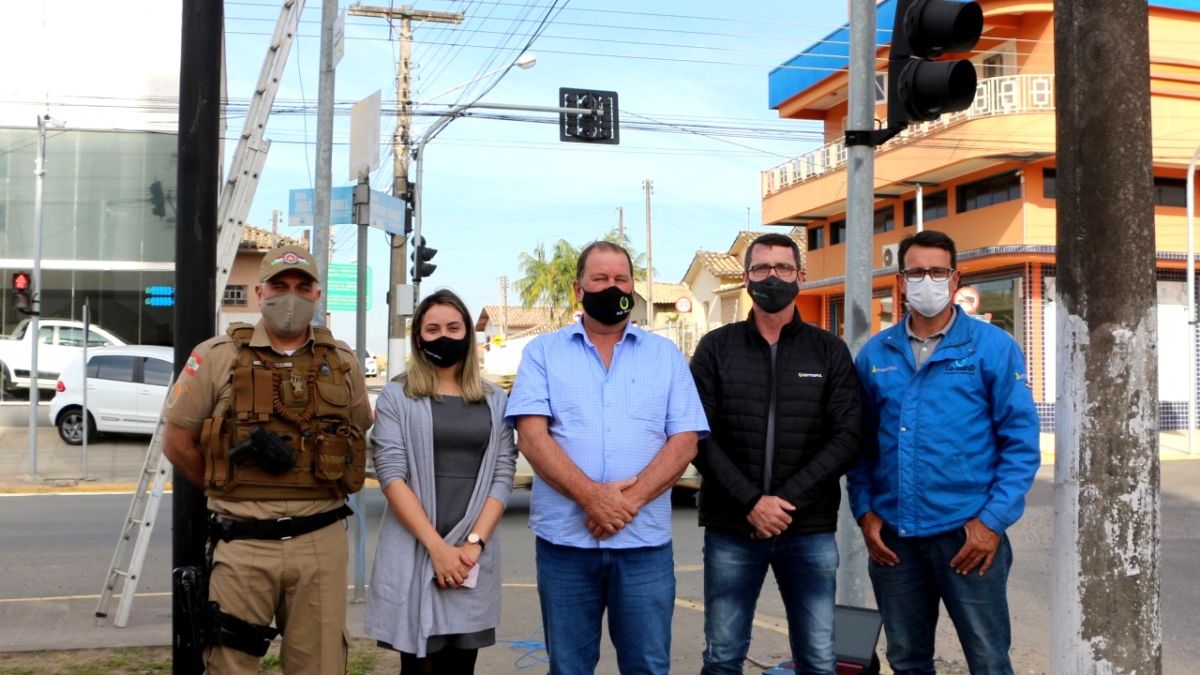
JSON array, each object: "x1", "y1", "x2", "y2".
[{"x1": 466, "y1": 532, "x2": 486, "y2": 551}]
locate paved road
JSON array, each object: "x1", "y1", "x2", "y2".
[{"x1": 2, "y1": 464, "x2": 1198, "y2": 673}]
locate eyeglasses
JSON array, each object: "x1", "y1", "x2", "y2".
[
  {"x1": 746, "y1": 263, "x2": 800, "y2": 281},
  {"x1": 901, "y1": 267, "x2": 955, "y2": 282}
]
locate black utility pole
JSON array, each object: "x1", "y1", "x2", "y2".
[
  {"x1": 173, "y1": 0, "x2": 221, "y2": 671},
  {"x1": 1051, "y1": 1, "x2": 1161, "y2": 673}
]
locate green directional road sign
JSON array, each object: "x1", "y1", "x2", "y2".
[{"x1": 326, "y1": 263, "x2": 372, "y2": 312}]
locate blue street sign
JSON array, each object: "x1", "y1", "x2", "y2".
[
  {"x1": 369, "y1": 189, "x2": 408, "y2": 235},
  {"x1": 288, "y1": 186, "x2": 354, "y2": 228}
]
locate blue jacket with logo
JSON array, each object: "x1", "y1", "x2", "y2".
[{"x1": 847, "y1": 306, "x2": 1040, "y2": 537}]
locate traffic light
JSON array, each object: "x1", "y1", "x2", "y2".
[
  {"x1": 411, "y1": 237, "x2": 437, "y2": 281},
  {"x1": 559, "y1": 88, "x2": 620, "y2": 145},
  {"x1": 887, "y1": 0, "x2": 983, "y2": 128},
  {"x1": 149, "y1": 180, "x2": 167, "y2": 218},
  {"x1": 11, "y1": 271, "x2": 31, "y2": 312}
]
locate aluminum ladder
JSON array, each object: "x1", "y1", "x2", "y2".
[
  {"x1": 214, "y1": 0, "x2": 306, "y2": 310},
  {"x1": 95, "y1": 405, "x2": 173, "y2": 627}
]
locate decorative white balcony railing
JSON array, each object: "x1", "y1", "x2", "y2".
[{"x1": 761, "y1": 74, "x2": 1056, "y2": 197}]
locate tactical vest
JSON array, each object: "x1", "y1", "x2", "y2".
[{"x1": 201, "y1": 323, "x2": 367, "y2": 500}]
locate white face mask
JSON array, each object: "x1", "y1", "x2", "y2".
[{"x1": 906, "y1": 276, "x2": 951, "y2": 318}]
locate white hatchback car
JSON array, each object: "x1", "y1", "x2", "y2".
[{"x1": 50, "y1": 345, "x2": 175, "y2": 445}]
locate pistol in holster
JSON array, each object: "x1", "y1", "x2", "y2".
[{"x1": 228, "y1": 426, "x2": 296, "y2": 475}]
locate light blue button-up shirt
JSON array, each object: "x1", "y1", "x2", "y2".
[{"x1": 506, "y1": 320, "x2": 709, "y2": 548}]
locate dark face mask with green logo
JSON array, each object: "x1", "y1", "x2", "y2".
[{"x1": 581, "y1": 285, "x2": 634, "y2": 326}]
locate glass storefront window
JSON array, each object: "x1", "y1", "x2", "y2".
[
  {"x1": 0, "y1": 268, "x2": 174, "y2": 346},
  {"x1": 955, "y1": 276, "x2": 1023, "y2": 340},
  {"x1": 0, "y1": 127, "x2": 177, "y2": 263}
]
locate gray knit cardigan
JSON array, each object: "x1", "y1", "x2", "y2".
[{"x1": 363, "y1": 377, "x2": 517, "y2": 657}]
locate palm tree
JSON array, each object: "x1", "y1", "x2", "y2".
[{"x1": 516, "y1": 239, "x2": 579, "y2": 324}]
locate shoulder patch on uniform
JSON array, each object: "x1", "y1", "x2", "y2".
[
  {"x1": 184, "y1": 351, "x2": 203, "y2": 376},
  {"x1": 167, "y1": 381, "x2": 183, "y2": 408}
]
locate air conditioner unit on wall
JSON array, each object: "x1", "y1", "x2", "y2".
[{"x1": 881, "y1": 244, "x2": 899, "y2": 270}]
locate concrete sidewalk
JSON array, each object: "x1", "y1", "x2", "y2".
[{"x1": 0, "y1": 416, "x2": 152, "y2": 493}]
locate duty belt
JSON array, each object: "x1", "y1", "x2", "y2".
[{"x1": 210, "y1": 504, "x2": 353, "y2": 542}]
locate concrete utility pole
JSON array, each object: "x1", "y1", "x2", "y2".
[
  {"x1": 1051, "y1": 1, "x2": 1161, "y2": 673},
  {"x1": 499, "y1": 275, "x2": 509, "y2": 339},
  {"x1": 312, "y1": 0, "x2": 337, "y2": 325},
  {"x1": 617, "y1": 205, "x2": 625, "y2": 241},
  {"x1": 835, "y1": 0, "x2": 876, "y2": 609},
  {"x1": 643, "y1": 179, "x2": 655, "y2": 327},
  {"x1": 28, "y1": 114, "x2": 47, "y2": 476},
  {"x1": 348, "y1": 4, "x2": 463, "y2": 376},
  {"x1": 173, "y1": 0, "x2": 222, "y2": 670}
]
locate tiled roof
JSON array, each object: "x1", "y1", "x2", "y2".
[
  {"x1": 476, "y1": 305, "x2": 558, "y2": 332},
  {"x1": 730, "y1": 230, "x2": 807, "y2": 266},
  {"x1": 239, "y1": 224, "x2": 308, "y2": 251},
  {"x1": 635, "y1": 280, "x2": 692, "y2": 305},
  {"x1": 716, "y1": 282, "x2": 746, "y2": 295},
  {"x1": 694, "y1": 250, "x2": 743, "y2": 278}
]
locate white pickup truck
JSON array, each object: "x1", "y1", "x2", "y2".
[{"x1": 0, "y1": 319, "x2": 127, "y2": 392}]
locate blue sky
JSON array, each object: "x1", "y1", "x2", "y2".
[{"x1": 224, "y1": 1, "x2": 850, "y2": 350}]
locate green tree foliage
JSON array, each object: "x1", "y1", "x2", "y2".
[
  {"x1": 515, "y1": 239, "x2": 579, "y2": 323},
  {"x1": 515, "y1": 232, "x2": 653, "y2": 324}
]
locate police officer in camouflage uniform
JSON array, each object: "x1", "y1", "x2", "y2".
[{"x1": 163, "y1": 245, "x2": 372, "y2": 674}]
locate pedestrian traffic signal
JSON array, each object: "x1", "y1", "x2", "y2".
[
  {"x1": 411, "y1": 237, "x2": 437, "y2": 281},
  {"x1": 887, "y1": 0, "x2": 983, "y2": 127},
  {"x1": 11, "y1": 271, "x2": 31, "y2": 312}
]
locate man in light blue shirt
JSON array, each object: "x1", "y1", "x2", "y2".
[{"x1": 507, "y1": 241, "x2": 709, "y2": 674}]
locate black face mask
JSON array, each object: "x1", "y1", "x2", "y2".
[
  {"x1": 420, "y1": 335, "x2": 470, "y2": 368},
  {"x1": 581, "y1": 285, "x2": 634, "y2": 326},
  {"x1": 748, "y1": 276, "x2": 799, "y2": 314}
]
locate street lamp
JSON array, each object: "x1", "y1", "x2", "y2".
[
  {"x1": 414, "y1": 52, "x2": 536, "y2": 106},
  {"x1": 387, "y1": 53, "x2": 536, "y2": 379}
]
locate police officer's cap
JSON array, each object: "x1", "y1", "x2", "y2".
[{"x1": 260, "y1": 245, "x2": 320, "y2": 283}]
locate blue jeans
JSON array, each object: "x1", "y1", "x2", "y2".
[
  {"x1": 535, "y1": 538, "x2": 675, "y2": 675},
  {"x1": 701, "y1": 529, "x2": 838, "y2": 675},
  {"x1": 868, "y1": 524, "x2": 1014, "y2": 675}
]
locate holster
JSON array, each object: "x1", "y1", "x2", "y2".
[{"x1": 207, "y1": 603, "x2": 281, "y2": 657}]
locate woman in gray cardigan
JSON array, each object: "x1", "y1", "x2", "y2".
[{"x1": 365, "y1": 290, "x2": 517, "y2": 673}]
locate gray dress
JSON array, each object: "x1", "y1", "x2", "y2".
[{"x1": 427, "y1": 396, "x2": 492, "y2": 652}]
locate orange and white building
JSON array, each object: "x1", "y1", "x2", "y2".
[{"x1": 763, "y1": 0, "x2": 1200, "y2": 429}]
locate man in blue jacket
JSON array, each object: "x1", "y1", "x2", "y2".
[{"x1": 848, "y1": 230, "x2": 1039, "y2": 675}]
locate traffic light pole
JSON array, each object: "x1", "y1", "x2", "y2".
[
  {"x1": 409, "y1": 100, "x2": 597, "y2": 306},
  {"x1": 836, "y1": 0, "x2": 877, "y2": 610},
  {"x1": 27, "y1": 114, "x2": 47, "y2": 476}
]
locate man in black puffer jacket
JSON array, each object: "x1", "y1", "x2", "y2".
[{"x1": 690, "y1": 233, "x2": 861, "y2": 675}]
